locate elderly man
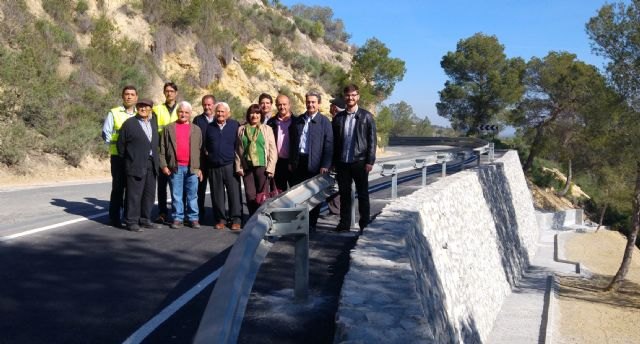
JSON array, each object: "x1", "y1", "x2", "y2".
[
  {"x1": 102, "y1": 85, "x2": 137, "y2": 228},
  {"x1": 160, "y1": 101, "x2": 203, "y2": 229},
  {"x1": 332, "y1": 84, "x2": 377, "y2": 233},
  {"x1": 193, "y1": 94, "x2": 216, "y2": 221},
  {"x1": 266, "y1": 94, "x2": 294, "y2": 192},
  {"x1": 117, "y1": 99, "x2": 161, "y2": 232},
  {"x1": 258, "y1": 93, "x2": 273, "y2": 124},
  {"x1": 153, "y1": 82, "x2": 179, "y2": 224},
  {"x1": 289, "y1": 91, "x2": 333, "y2": 231},
  {"x1": 204, "y1": 102, "x2": 242, "y2": 230}
]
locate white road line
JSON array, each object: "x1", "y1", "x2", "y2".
[
  {"x1": 0, "y1": 212, "x2": 108, "y2": 241},
  {"x1": 0, "y1": 190, "x2": 220, "y2": 241},
  {"x1": 122, "y1": 268, "x2": 222, "y2": 344}
]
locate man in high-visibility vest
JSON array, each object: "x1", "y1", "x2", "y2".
[
  {"x1": 102, "y1": 85, "x2": 138, "y2": 228},
  {"x1": 153, "y1": 82, "x2": 179, "y2": 224}
]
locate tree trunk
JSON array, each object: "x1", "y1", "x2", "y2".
[
  {"x1": 606, "y1": 161, "x2": 640, "y2": 291},
  {"x1": 559, "y1": 159, "x2": 572, "y2": 196},
  {"x1": 596, "y1": 203, "x2": 608, "y2": 232},
  {"x1": 523, "y1": 124, "x2": 545, "y2": 172}
]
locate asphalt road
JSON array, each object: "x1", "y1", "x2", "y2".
[{"x1": 0, "y1": 146, "x2": 478, "y2": 344}]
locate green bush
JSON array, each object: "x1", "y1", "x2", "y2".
[
  {"x1": 0, "y1": 121, "x2": 33, "y2": 166},
  {"x1": 240, "y1": 58, "x2": 260, "y2": 78},
  {"x1": 294, "y1": 16, "x2": 324, "y2": 41},
  {"x1": 42, "y1": 0, "x2": 73, "y2": 21},
  {"x1": 528, "y1": 159, "x2": 563, "y2": 190},
  {"x1": 75, "y1": 0, "x2": 89, "y2": 14},
  {"x1": 35, "y1": 20, "x2": 75, "y2": 49},
  {"x1": 86, "y1": 16, "x2": 151, "y2": 89}
]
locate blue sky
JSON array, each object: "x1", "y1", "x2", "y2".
[{"x1": 279, "y1": 0, "x2": 614, "y2": 127}]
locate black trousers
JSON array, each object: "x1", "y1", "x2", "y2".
[
  {"x1": 125, "y1": 158, "x2": 157, "y2": 226},
  {"x1": 109, "y1": 155, "x2": 127, "y2": 223},
  {"x1": 197, "y1": 167, "x2": 215, "y2": 220},
  {"x1": 208, "y1": 164, "x2": 242, "y2": 225},
  {"x1": 292, "y1": 155, "x2": 321, "y2": 228},
  {"x1": 336, "y1": 160, "x2": 370, "y2": 229},
  {"x1": 242, "y1": 166, "x2": 267, "y2": 216},
  {"x1": 157, "y1": 171, "x2": 169, "y2": 215},
  {"x1": 273, "y1": 158, "x2": 291, "y2": 192}
]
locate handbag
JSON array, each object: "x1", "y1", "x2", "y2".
[{"x1": 256, "y1": 177, "x2": 281, "y2": 205}]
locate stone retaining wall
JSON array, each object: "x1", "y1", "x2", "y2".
[{"x1": 334, "y1": 151, "x2": 539, "y2": 343}]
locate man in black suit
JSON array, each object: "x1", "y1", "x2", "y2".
[
  {"x1": 289, "y1": 91, "x2": 333, "y2": 230},
  {"x1": 117, "y1": 99, "x2": 161, "y2": 232},
  {"x1": 192, "y1": 94, "x2": 216, "y2": 221},
  {"x1": 332, "y1": 84, "x2": 377, "y2": 233}
]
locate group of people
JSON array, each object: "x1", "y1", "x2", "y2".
[{"x1": 102, "y1": 82, "x2": 377, "y2": 233}]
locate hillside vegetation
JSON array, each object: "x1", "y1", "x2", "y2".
[{"x1": 0, "y1": 0, "x2": 366, "y2": 169}]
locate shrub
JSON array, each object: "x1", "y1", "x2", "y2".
[
  {"x1": 75, "y1": 0, "x2": 89, "y2": 14},
  {"x1": 42, "y1": 0, "x2": 74, "y2": 21},
  {"x1": 240, "y1": 58, "x2": 260, "y2": 79},
  {"x1": 0, "y1": 121, "x2": 33, "y2": 166},
  {"x1": 86, "y1": 16, "x2": 152, "y2": 89}
]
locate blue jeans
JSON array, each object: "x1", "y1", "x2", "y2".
[{"x1": 169, "y1": 166, "x2": 199, "y2": 222}]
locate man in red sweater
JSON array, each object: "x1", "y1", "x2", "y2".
[{"x1": 159, "y1": 101, "x2": 203, "y2": 229}]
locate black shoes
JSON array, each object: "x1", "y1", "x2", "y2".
[
  {"x1": 110, "y1": 219, "x2": 124, "y2": 229},
  {"x1": 154, "y1": 213, "x2": 167, "y2": 224},
  {"x1": 127, "y1": 224, "x2": 143, "y2": 232},
  {"x1": 141, "y1": 222, "x2": 161, "y2": 230},
  {"x1": 334, "y1": 224, "x2": 350, "y2": 232}
]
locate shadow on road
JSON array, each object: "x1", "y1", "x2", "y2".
[
  {"x1": 0, "y1": 228, "x2": 231, "y2": 344},
  {"x1": 50, "y1": 197, "x2": 110, "y2": 223}
]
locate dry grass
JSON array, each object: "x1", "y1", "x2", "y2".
[
  {"x1": 555, "y1": 230, "x2": 640, "y2": 344},
  {"x1": 0, "y1": 153, "x2": 109, "y2": 191}
]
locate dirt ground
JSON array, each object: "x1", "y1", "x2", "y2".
[
  {"x1": 0, "y1": 154, "x2": 110, "y2": 191},
  {"x1": 556, "y1": 230, "x2": 640, "y2": 344}
]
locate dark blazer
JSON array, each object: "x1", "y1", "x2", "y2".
[
  {"x1": 192, "y1": 113, "x2": 214, "y2": 168},
  {"x1": 332, "y1": 107, "x2": 377, "y2": 165},
  {"x1": 117, "y1": 115, "x2": 160, "y2": 178},
  {"x1": 159, "y1": 122, "x2": 202, "y2": 174},
  {"x1": 266, "y1": 113, "x2": 295, "y2": 157},
  {"x1": 289, "y1": 112, "x2": 333, "y2": 173}
]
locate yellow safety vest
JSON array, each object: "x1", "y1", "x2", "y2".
[
  {"x1": 153, "y1": 103, "x2": 178, "y2": 134},
  {"x1": 109, "y1": 106, "x2": 135, "y2": 156}
]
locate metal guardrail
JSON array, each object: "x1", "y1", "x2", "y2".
[
  {"x1": 388, "y1": 136, "x2": 489, "y2": 148},
  {"x1": 192, "y1": 140, "x2": 491, "y2": 343}
]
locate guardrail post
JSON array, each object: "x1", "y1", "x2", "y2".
[
  {"x1": 264, "y1": 207, "x2": 310, "y2": 301},
  {"x1": 381, "y1": 164, "x2": 398, "y2": 199},
  {"x1": 441, "y1": 161, "x2": 447, "y2": 178},
  {"x1": 294, "y1": 233, "x2": 309, "y2": 301},
  {"x1": 350, "y1": 181, "x2": 356, "y2": 227},
  {"x1": 489, "y1": 142, "x2": 495, "y2": 162},
  {"x1": 476, "y1": 151, "x2": 481, "y2": 166},
  {"x1": 414, "y1": 158, "x2": 427, "y2": 186}
]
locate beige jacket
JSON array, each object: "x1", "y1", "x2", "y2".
[{"x1": 235, "y1": 123, "x2": 277, "y2": 174}]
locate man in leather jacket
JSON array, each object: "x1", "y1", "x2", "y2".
[{"x1": 332, "y1": 84, "x2": 377, "y2": 232}]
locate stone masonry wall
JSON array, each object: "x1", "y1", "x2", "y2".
[{"x1": 334, "y1": 151, "x2": 539, "y2": 343}]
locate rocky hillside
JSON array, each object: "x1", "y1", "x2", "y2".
[{"x1": 0, "y1": 0, "x2": 354, "y2": 170}]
